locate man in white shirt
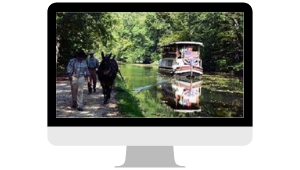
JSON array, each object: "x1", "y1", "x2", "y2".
[{"x1": 66, "y1": 49, "x2": 90, "y2": 111}]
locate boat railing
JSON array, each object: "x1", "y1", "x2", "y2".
[{"x1": 199, "y1": 59, "x2": 202, "y2": 68}]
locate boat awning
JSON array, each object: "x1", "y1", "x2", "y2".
[{"x1": 162, "y1": 41, "x2": 204, "y2": 47}]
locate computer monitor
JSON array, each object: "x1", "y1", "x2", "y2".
[{"x1": 50, "y1": 2, "x2": 252, "y2": 168}]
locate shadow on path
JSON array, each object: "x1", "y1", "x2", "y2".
[{"x1": 56, "y1": 77, "x2": 120, "y2": 118}]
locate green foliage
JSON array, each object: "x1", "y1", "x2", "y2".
[
  {"x1": 56, "y1": 12, "x2": 114, "y2": 69},
  {"x1": 233, "y1": 62, "x2": 244, "y2": 71},
  {"x1": 56, "y1": 12, "x2": 244, "y2": 73}
]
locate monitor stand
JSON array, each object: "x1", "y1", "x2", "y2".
[{"x1": 116, "y1": 146, "x2": 184, "y2": 168}]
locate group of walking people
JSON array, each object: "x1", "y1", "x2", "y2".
[{"x1": 66, "y1": 49, "x2": 100, "y2": 111}]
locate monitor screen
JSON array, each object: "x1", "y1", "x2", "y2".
[{"x1": 50, "y1": 2, "x2": 252, "y2": 127}]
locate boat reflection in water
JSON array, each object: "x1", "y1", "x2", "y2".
[{"x1": 160, "y1": 76, "x2": 201, "y2": 113}]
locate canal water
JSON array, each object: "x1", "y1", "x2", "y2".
[{"x1": 119, "y1": 64, "x2": 243, "y2": 117}]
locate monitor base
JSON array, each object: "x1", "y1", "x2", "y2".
[{"x1": 116, "y1": 146, "x2": 184, "y2": 168}]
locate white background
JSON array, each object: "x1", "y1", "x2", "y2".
[{"x1": 1, "y1": 0, "x2": 300, "y2": 170}]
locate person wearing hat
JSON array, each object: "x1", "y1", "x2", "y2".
[
  {"x1": 86, "y1": 49, "x2": 99, "y2": 94},
  {"x1": 66, "y1": 49, "x2": 90, "y2": 111}
]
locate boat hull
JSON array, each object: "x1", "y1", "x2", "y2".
[{"x1": 158, "y1": 66, "x2": 203, "y2": 78}]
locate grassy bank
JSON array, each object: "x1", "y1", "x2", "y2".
[
  {"x1": 114, "y1": 75, "x2": 175, "y2": 117},
  {"x1": 134, "y1": 86, "x2": 176, "y2": 117},
  {"x1": 114, "y1": 76, "x2": 144, "y2": 117}
]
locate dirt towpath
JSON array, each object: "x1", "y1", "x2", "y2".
[{"x1": 56, "y1": 76, "x2": 121, "y2": 118}]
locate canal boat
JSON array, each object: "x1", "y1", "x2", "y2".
[{"x1": 158, "y1": 41, "x2": 204, "y2": 78}]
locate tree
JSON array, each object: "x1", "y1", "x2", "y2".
[
  {"x1": 56, "y1": 12, "x2": 113, "y2": 71},
  {"x1": 56, "y1": 12, "x2": 244, "y2": 73}
]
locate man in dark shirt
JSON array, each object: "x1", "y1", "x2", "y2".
[{"x1": 86, "y1": 50, "x2": 99, "y2": 94}]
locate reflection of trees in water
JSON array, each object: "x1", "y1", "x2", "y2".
[
  {"x1": 119, "y1": 64, "x2": 158, "y2": 90},
  {"x1": 120, "y1": 64, "x2": 243, "y2": 117},
  {"x1": 172, "y1": 111, "x2": 210, "y2": 117},
  {"x1": 200, "y1": 102, "x2": 243, "y2": 117},
  {"x1": 199, "y1": 88, "x2": 243, "y2": 117},
  {"x1": 137, "y1": 85, "x2": 175, "y2": 117},
  {"x1": 146, "y1": 85, "x2": 159, "y2": 100},
  {"x1": 159, "y1": 76, "x2": 243, "y2": 117},
  {"x1": 201, "y1": 74, "x2": 243, "y2": 93},
  {"x1": 143, "y1": 66, "x2": 152, "y2": 71}
]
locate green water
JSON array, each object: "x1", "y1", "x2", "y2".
[
  {"x1": 119, "y1": 64, "x2": 159, "y2": 90},
  {"x1": 118, "y1": 64, "x2": 243, "y2": 117}
]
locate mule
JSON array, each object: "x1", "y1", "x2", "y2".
[{"x1": 97, "y1": 52, "x2": 119, "y2": 104}]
